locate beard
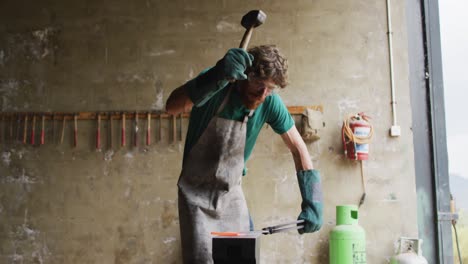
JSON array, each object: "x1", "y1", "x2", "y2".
[
  {"x1": 238, "y1": 82, "x2": 267, "y2": 110},
  {"x1": 241, "y1": 94, "x2": 264, "y2": 109}
]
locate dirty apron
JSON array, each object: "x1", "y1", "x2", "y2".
[{"x1": 177, "y1": 88, "x2": 253, "y2": 264}]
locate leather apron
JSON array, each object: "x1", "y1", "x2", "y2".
[{"x1": 177, "y1": 88, "x2": 252, "y2": 264}]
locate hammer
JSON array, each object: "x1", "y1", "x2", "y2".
[{"x1": 239, "y1": 10, "x2": 267, "y2": 50}]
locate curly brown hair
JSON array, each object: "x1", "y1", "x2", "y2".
[{"x1": 247, "y1": 45, "x2": 289, "y2": 88}]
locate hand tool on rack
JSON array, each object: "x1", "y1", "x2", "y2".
[
  {"x1": 40, "y1": 115, "x2": 45, "y2": 145},
  {"x1": 96, "y1": 113, "x2": 101, "y2": 150},
  {"x1": 121, "y1": 112, "x2": 126, "y2": 147},
  {"x1": 7, "y1": 116, "x2": 9, "y2": 141},
  {"x1": 109, "y1": 112, "x2": 114, "y2": 149},
  {"x1": 172, "y1": 114, "x2": 177, "y2": 143},
  {"x1": 7, "y1": 115, "x2": 10, "y2": 142},
  {"x1": 5, "y1": 115, "x2": 9, "y2": 141},
  {"x1": 23, "y1": 115, "x2": 28, "y2": 144},
  {"x1": 30, "y1": 115, "x2": 36, "y2": 145},
  {"x1": 159, "y1": 114, "x2": 163, "y2": 142},
  {"x1": 73, "y1": 114, "x2": 78, "y2": 147},
  {"x1": 52, "y1": 114, "x2": 56, "y2": 143},
  {"x1": 60, "y1": 115, "x2": 66, "y2": 144},
  {"x1": 211, "y1": 219, "x2": 304, "y2": 237},
  {"x1": 134, "y1": 111, "x2": 139, "y2": 147},
  {"x1": 146, "y1": 112, "x2": 151, "y2": 146},
  {"x1": 6, "y1": 115, "x2": 10, "y2": 142},
  {"x1": 179, "y1": 113, "x2": 183, "y2": 142},
  {"x1": 16, "y1": 115, "x2": 21, "y2": 142},
  {"x1": 4, "y1": 115, "x2": 8, "y2": 142},
  {"x1": 9, "y1": 115, "x2": 14, "y2": 141}
]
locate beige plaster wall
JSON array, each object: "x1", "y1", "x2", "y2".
[{"x1": 0, "y1": 0, "x2": 418, "y2": 263}]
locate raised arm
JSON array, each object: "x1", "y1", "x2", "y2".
[{"x1": 165, "y1": 48, "x2": 253, "y2": 115}]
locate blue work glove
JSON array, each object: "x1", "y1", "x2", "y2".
[
  {"x1": 297, "y1": 169, "x2": 323, "y2": 234},
  {"x1": 186, "y1": 48, "x2": 254, "y2": 106}
]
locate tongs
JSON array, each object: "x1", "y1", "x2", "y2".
[
  {"x1": 211, "y1": 219, "x2": 304, "y2": 237},
  {"x1": 261, "y1": 219, "x2": 304, "y2": 235}
]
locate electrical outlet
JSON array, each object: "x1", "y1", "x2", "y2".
[{"x1": 390, "y1": 125, "x2": 401, "y2": 137}]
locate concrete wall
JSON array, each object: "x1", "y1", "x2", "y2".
[{"x1": 0, "y1": 0, "x2": 418, "y2": 263}]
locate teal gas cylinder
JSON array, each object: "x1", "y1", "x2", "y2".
[{"x1": 330, "y1": 205, "x2": 366, "y2": 264}]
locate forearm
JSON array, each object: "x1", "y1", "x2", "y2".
[
  {"x1": 281, "y1": 126, "x2": 313, "y2": 171},
  {"x1": 291, "y1": 140, "x2": 314, "y2": 171},
  {"x1": 180, "y1": 48, "x2": 252, "y2": 108},
  {"x1": 185, "y1": 67, "x2": 229, "y2": 107},
  {"x1": 281, "y1": 126, "x2": 322, "y2": 233},
  {"x1": 166, "y1": 65, "x2": 226, "y2": 115}
]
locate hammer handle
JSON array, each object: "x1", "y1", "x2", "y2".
[
  {"x1": 96, "y1": 114, "x2": 101, "y2": 150},
  {"x1": 23, "y1": 116, "x2": 28, "y2": 144},
  {"x1": 146, "y1": 113, "x2": 151, "y2": 146},
  {"x1": 239, "y1": 27, "x2": 254, "y2": 50},
  {"x1": 73, "y1": 115, "x2": 78, "y2": 148},
  {"x1": 40, "y1": 115, "x2": 45, "y2": 145},
  {"x1": 9, "y1": 116, "x2": 13, "y2": 141},
  {"x1": 31, "y1": 115, "x2": 36, "y2": 145},
  {"x1": 159, "y1": 115, "x2": 163, "y2": 142},
  {"x1": 60, "y1": 117, "x2": 65, "y2": 144},
  {"x1": 121, "y1": 113, "x2": 126, "y2": 147},
  {"x1": 172, "y1": 114, "x2": 177, "y2": 143},
  {"x1": 109, "y1": 114, "x2": 114, "y2": 149}
]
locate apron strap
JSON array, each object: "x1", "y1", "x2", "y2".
[
  {"x1": 216, "y1": 87, "x2": 233, "y2": 115},
  {"x1": 241, "y1": 109, "x2": 255, "y2": 129},
  {"x1": 243, "y1": 110, "x2": 254, "y2": 124},
  {"x1": 216, "y1": 85, "x2": 255, "y2": 127}
]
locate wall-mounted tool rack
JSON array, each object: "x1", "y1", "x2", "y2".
[
  {"x1": 0, "y1": 105, "x2": 322, "y2": 148},
  {"x1": 0, "y1": 106, "x2": 322, "y2": 120}
]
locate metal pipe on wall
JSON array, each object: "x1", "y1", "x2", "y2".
[{"x1": 386, "y1": 0, "x2": 401, "y2": 137}]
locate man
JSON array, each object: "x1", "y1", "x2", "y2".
[{"x1": 166, "y1": 45, "x2": 323, "y2": 263}]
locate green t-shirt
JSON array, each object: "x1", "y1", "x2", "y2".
[{"x1": 184, "y1": 81, "x2": 294, "y2": 175}]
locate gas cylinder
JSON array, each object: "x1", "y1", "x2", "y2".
[
  {"x1": 330, "y1": 205, "x2": 366, "y2": 264},
  {"x1": 390, "y1": 237, "x2": 428, "y2": 264}
]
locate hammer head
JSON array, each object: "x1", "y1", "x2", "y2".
[{"x1": 241, "y1": 10, "x2": 267, "y2": 29}]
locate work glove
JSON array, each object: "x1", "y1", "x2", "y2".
[
  {"x1": 297, "y1": 169, "x2": 323, "y2": 234},
  {"x1": 186, "y1": 48, "x2": 254, "y2": 107},
  {"x1": 215, "y1": 48, "x2": 254, "y2": 80}
]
